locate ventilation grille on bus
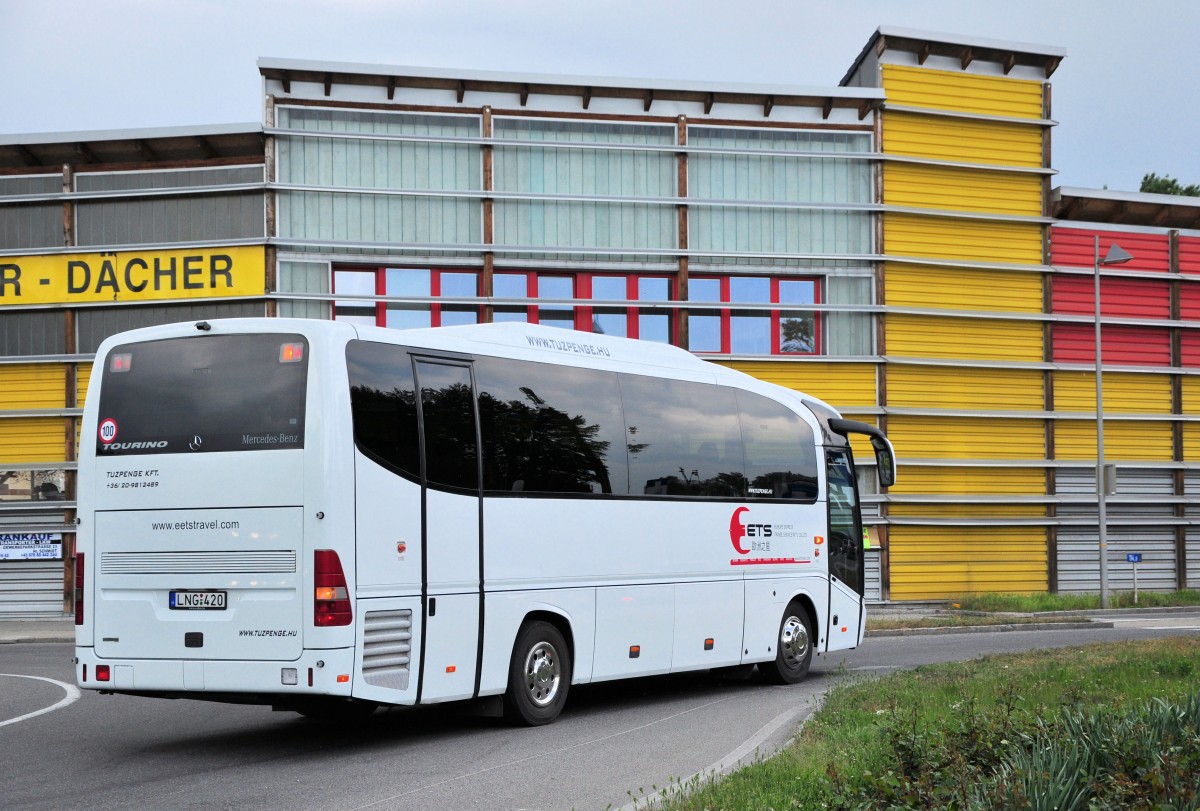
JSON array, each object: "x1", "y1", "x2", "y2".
[
  {"x1": 362, "y1": 608, "x2": 412, "y2": 691},
  {"x1": 100, "y1": 551, "x2": 298, "y2": 575}
]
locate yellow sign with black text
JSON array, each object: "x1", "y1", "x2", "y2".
[{"x1": 0, "y1": 246, "x2": 265, "y2": 306}]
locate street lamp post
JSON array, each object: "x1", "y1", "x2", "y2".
[{"x1": 1093, "y1": 235, "x2": 1133, "y2": 609}]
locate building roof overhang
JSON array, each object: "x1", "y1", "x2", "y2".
[
  {"x1": 1053, "y1": 186, "x2": 1200, "y2": 230},
  {"x1": 842, "y1": 26, "x2": 1067, "y2": 86},
  {"x1": 0, "y1": 124, "x2": 264, "y2": 171},
  {"x1": 258, "y1": 57, "x2": 885, "y2": 118}
]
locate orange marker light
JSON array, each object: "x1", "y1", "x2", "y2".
[
  {"x1": 445, "y1": 665, "x2": 457, "y2": 673},
  {"x1": 814, "y1": 536, "x2": 825, "y2": 545},
  {"x1": 337, "y1": 674, "x2": 349, "y2": 683}
]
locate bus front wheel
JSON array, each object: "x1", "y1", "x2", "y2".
[
  {"x1": 759, "y1": 602, "x2": 813, "y2": 684},
  {"x1": 504, "y1": 620, "x2": 571, "y2": 726}
]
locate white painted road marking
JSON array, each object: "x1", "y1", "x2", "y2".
[{"x1": 0, "y1": 674, "x2": 81, "y2": 727}]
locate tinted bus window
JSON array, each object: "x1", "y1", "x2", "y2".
[
  {"x1": 477, "y1": 357, "x2": 627, "y2": 495},
  {"x1": 96, "y1": 334, "x2": 307, "y2": 456},
  {"x1": 416, "y1": 361, "x2": 479, "y2": 492},
  {"x1": 620, "y1": 375, "x2": 744, "y2": 498},
  {"x1": 737, "y1": 390, "x2": 818, "y2": 501},
  {"x1": 346, "y1": 340, "x2": 420, "y2": 479}
]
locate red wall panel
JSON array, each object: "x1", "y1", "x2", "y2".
[
  {"x1": 1051, "y1": 276, "x2": 1170, "y2": 318},
  {"x1": 1182, "y1": 332, "x2": 1200, "y2": 367},
  {"x1": 1053, "y1": 324, "x2": 1172, "y2": 366},
  {"x1": 1051, "y1": 227, "x2": 1171, "y2": 273},
  {"x1": 1181, "y1": 284, "x2": 1200, "y2": 321},
  {"x1": 1180, "y1": 236, "x2": 1200, "y2": 275}
]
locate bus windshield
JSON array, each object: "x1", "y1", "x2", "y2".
[{"x1": 95, "y1": 333, "x2": 308, "y2": 455}]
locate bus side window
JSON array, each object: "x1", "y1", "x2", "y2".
[
  {"x1": 346, "y1": 341, "x2": 421, "y2": 480},
  {"x1": 619, "y1": 375, "x2": 744, "y2": 498},
  {"x1": 737, "y1": 391, "x2": 818, "y2": 501},
  {"x1": 476, "y1": 357, "x2": 627, "y2": 496}
]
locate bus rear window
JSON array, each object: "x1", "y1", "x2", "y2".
[{"x1": 96, "y1": 334, "x2": 308, "y2": 456}]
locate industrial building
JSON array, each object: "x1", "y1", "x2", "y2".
[{"x1": 2, "y1": 26, "x2": 1198, "y2": 615}]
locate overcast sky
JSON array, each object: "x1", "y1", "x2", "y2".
[{"x1": 2, "y1": 0, "x2": 1195, "y2": 193}]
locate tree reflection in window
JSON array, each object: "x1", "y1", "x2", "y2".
[{"x1": 477, "y1": 359, "x2": 627, "y2": 495}]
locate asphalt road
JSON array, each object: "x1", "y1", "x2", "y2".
[{"x1": 3, "y1": 615, "x2": 1198, "y2": 811}]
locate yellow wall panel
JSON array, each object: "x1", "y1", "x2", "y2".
[
  {"x1": 885, "y1": 263, "x2": 1042, "y2": 314},
  {"x1": 77, "y1": 363, "x2": 94, "y2": 405},
  {"x1": 1054, "y1": 420, "x2": 1174, "y2": 461},
  {"x1": 0, "y1": 365, "x2": 67, "y2": 410},
  {"x1": 887, "y1": 315, "x2": 1043, "y2": 361},
  {"x1": 721, "y1": 361, "x2": 878, "y2": 407},
  {"x1": 1053, "y1": 371, "x2": 1174, "y2": 414},
  {"x1": 1183, "y1": 377, "x2": 1200, "y2": 414},
  {"x1": 889, "y1": 365, "x2": 1044, "y2": 410},
  {"x1": 886, "y1": 415, "x2": 1045, "y2": 460},
  {"x1": 1185, "y1": 423, "x2": 1200, "y2": 462},
  {"x1": 883, "y1": 111, "x2": 1044, "y2": 167},
  {"x1": 891, "y1": 465, "x2": 1045, "y2": 495},
  {"x1": 884, "y1": 213, "x2": 1043, "y2": 263},
  {"x1": 885, "y1": 264, "x2": 1043, "y2": 313},
  {"x1": 889, "y1": 503, "x2": 1046, "y2": 519},
  {"x1": 882, "y1": 65, "x2": 1045, "y2": 119},
  {"x1": 883, "y1": 163, "x2": 1042, "y2": 216},
  {"x1": 888, "y1": 525, "x2": 1048, "y2": 599},
  {"x1": 0, "y1": 418, "x2": 65, "y2": 463}
]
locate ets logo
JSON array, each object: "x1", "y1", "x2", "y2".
[{"x1": 729, "y1": 506, "x2": 773, "y2": 555}]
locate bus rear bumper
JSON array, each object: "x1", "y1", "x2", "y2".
[{"x1": 73, "y1": 646, "x2": 356, "y2": 699}]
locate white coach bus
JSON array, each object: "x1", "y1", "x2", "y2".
[{"x1": 73, "y1": 318, "x2": 894, "y2": 725}]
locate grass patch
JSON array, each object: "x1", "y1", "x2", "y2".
[
  {"x1": 866, "y1": 614, "x2": 1085, "y2": 631},
  {"x1": 953, "y1": 589, "x2": 1200, "y2": 613},
  {"x1": 656, "y1": 637, "x2": 1200, "y2": 810}
]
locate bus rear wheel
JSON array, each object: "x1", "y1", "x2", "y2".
[
  {"x1": 759, "y1": 602, "x2": 813, "y2": 685},
  {"x1": 504, "y1": 620, "x2": 571, "y2": 726}
]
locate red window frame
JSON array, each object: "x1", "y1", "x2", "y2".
[
  {"x1": 332, "y1": 266, "x2": 483, "y2": 328},
  {"x1": 689, "y1": 275, "x2": 822, "y2": 355}
]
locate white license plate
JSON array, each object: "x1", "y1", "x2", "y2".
[{"x1": 169, "y1": 590, "x2": 227, "y2": 610}]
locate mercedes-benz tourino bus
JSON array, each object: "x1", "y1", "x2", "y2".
[{"x1": 74, "y1": 318, "x2": 895, "y2": 725}]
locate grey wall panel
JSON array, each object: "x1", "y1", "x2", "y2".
[
  {"x1": 0, "y1": 561, "x2": 64, "y2": 617},
  {"x1": 1057, "y1": 525, "x2": 1178, "y2": 594},
  {"x1": 76, "y1": 301, "x2": 264, "y2": 352},
  {"x1": 1187, "y1": 529, "x2": 1200, "y2": 590},
  {"x1": 0, "y1": 175, "x2": 60, "y2": 196},
  {"x1": 75, "y1": 165, "x2": 263, "y2": 192},
  {"x1": 0, "y1": 310, "x2": 66, "y2": 356},
  {"x1": 864, "y1": 548, "x2": 882, "y2": 602},
  {"x1": 75, "y1": 192, "x2": 265, "y2": 246},
  {"x1": 0, "y1": 204, "x2": 62, "y2": 250}
]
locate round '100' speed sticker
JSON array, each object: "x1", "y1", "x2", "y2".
[{"x1": 98, "y1": 418, "x2": 118, "y2": 444}]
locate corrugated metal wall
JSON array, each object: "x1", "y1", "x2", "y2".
[
  {"x1": 0, "y1": 174, "x2": 62, "y2": 250},
  {"x1": 0, "y1": 561, "x2": 63, "y2": 617},
  {"x1": 1, "y1": 155, "x2": 269, "y2": 618},
  {"x1": 1056, "y1": 468, "x2": 1180, "y2": 594},
  {"x1": 878, "y1": 52, "x2": 1051, "y2": 599}
]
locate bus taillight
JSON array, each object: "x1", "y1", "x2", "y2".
[
  {"x1": 74, "y1": 553, "x2": 85, "y2": 626},
  {"x1": 314, "y1": 549, "x2": 352, "y2": 627}
]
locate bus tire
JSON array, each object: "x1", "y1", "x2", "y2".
[
  {"x1": 504, "y1": 620, "x2": 571, "y2": 726},
  {"x1": 759, "y1": 602, "x2": 813, "y2": 685}
]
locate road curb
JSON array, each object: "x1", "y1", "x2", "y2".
[
  {"x1": 0, "y1": 634, "x2": 75, "y2": 644},
  {"x1": 866, "y1": 620, "x2": 1111, "y2": 638}
]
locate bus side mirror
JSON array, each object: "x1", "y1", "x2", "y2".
[{"x1": 872, "y1": 441, "x2": 895, "y2": 488}]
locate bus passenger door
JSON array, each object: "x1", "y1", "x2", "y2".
[
  {"x1": 415, "y1": 359, "x2": 483, "y2": 703},
  {"x1": 825, "y1": 449, "x2": 864, "y2": 651}
]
